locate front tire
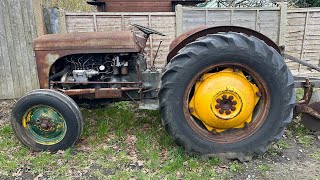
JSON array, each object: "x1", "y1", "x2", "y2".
[
  {"x1": 159, "y1": 32, "x2": 295, "y2": 161},
  {"x1": 11, "y1": 89, "x2": 83, "y2": 151}
]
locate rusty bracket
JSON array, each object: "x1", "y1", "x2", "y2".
[
  {"x1": 299, "y1": 78, "x2": 313, "y2": 105},
  {"x1": 295, "y1": 104, "x2": 320, "y2": 121}
]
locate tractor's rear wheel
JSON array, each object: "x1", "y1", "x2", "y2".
[
  {"x1": 11, "y1": 89, "x2": 83, "y2": 151},
  {"x1": 159, "y1": 32, "x2": 295, "y2": 161}
]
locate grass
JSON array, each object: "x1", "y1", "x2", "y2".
[
  {"x1": 229, "y1": 161, "x2": 243, "y2": 173},
  {"x1": 257, "y1": 164, "x2": 272, "y2": 172},
  {"x1": 0, "y1": 102, "x2": 236, "y2": 179},
  {"x1": 0, "y1": 89, "x2": 319, "y2": 178},
  {"x1": 310, "y1": 151, "x2": 320, "y2": 161}
]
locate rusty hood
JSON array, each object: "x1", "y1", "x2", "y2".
[{"x1": 34, "y1": 31, "x2": 144, "y2": 53}]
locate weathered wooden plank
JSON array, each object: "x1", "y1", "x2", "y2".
[
  {"x1": 26, "y1": 0, "x2": 39, "y2": 90},
  {"x1": 232, "y1": 11, "x2": 256, "y2": 29},
  {"x1": 176, "y1": 4, "x2": 183, "y2": 36},
  {"x1": 278, "y1": 2, "x2": 287, "y2": 46},
  {"x1": 2, "y1": 0, "x2": 20, "y2": 98},
  {"x1": 66, "y1": 12, "x2": 175, "y2": 16},
  {"x1": 11, "y1": 0, "x2": 28, "y2": 96},
  {"x1": 66, "y1": 16, "x2": 95, "y2": 32},
  {"x1": 0, "y1": 1, "x2": 9, "y2": 99},
  {"x1": 96, "y1": 16, "x2": 122, "y2": 31},
  {"x1": 16, "y1": 0, "x2": 33, "y2": 93},
  {"x1": 288, "y1": 8, "x2": 320, "y2": 13},
  {"x1": 299, "y1": 11, "x2": 309, "y2": 72},
  {"x1": 32, "y1": 0, "x2": 46, "y2": 36},
  {"x1": 183, "y1": 7, "x2": 280, "y2": 11}
]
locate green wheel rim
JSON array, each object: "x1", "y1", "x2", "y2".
[{"x1": 22, "y1": 105, "x2": 67, "y2": 145}]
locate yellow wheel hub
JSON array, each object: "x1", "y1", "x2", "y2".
[{"x1": 189, "y1": 68, "x2": 260, "y2": 133}]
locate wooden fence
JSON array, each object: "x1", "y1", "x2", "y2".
[
  {"x1": 178, "y1": 6, "x2": 282, "y2": 45},
  {"x1": 286, "y1": 9, "x2": 320, "y2": 74},
  {"x1": 0, "y1": 0, "x2": 39, "y2": 99}
]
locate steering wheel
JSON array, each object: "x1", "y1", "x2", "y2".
[{"x1": 132, "y1": 24, "x2": 166, "y2": 36}]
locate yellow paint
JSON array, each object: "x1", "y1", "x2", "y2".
[
  {"x1": 189, "y1": 68, "x2": 260, "y2": 132},
  {"x1": 22, "y1": 112, "x2": 32, "y2": 128}
]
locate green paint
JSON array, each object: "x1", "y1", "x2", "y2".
[{"x1": 23, "y1": 105, "x2": 67, "y2": 145}]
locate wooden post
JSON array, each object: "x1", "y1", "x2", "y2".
[
  {"x1": 205, "y1": 9, "x2": 208, "y2": 25},
  {"x1": 121, "y1": 14, "x2": 125, "y2": 31},
  {"x1": 278, "y1": 2, "x2": 287, "y2": 46},
  {"x1": 230, "y1": 9, "x2": 234, "y2": 26},
  {"x1": 255, "y1": 10, "x2": 260, "y2": 31},
  {"x1": 148, "y1": 14, "x2": 153, "y2": 67},
  {"x1": 32, "y1": 0, "x2": 46, "y2": 36},
  {"x1": 299, "y1": 11, "x2": 309, "y2": 73},
  {"x1": 175, "y1": 4, "x2": 183, "y2": 36},
  {"x1": 93, "y1": 14, "x2": 98, "y2": 32},
  {"x1": 58, "y1": 10, "x2": 67, "y2": 33}
]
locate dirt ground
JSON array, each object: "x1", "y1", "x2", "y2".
[
  {"x1": 0, "y1": 100, "x2": 319, "y2": 179},
  {"x1": 0, "y1": 100, "x2": 15, "y2": 127}
]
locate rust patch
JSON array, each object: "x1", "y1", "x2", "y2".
[
  {"x1": 34, "y1": 31, "x2": 144, "y2": 52},
  {"x1": 95, "y1": 88, "x2": 122, "y2": 99},
  {"x1": 58, "y1": 87, "x2": 141, "y2": 99}
]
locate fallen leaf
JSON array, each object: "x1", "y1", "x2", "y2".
[
  {"x1": 34, "y1": 174, "x2": 43, "y2": 180},
  {"x1": 176, "y1": 171, "x2": 183, "y2": 179}
]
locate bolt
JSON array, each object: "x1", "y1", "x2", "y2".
[
  {"x1": 216, "y1": 98, "x2": 222, "y2": 103},
  {"x1": 215, "y1": 104, "x2": 220, "y2": 109},
  {"x1": 222, "y1": 95, "x2": 227, "y2": 99},
  {"x1": 256, "y1": 91, "x2": 262, "y2": 97},
  {"x1": 225, "y1": 110, "x2": 231, "y2": 115},
  {"x1": 231, "y1": 106, "x2": 236, "y2": 111},
  {"x1": 219, "y1": 109, "x2": 224, "y2": 114},
  {"x1": 228, "y1": 96, "x2": 234, "y2": 100},
  {"x1": 40, "y1": 123, "x2": 48, "y2": 129},
  {"x1": 232, "y1": 101, "x2": 237, "y2": 105}
]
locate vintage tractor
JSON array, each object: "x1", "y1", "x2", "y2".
[{"x1": 11, "y1": 24, "x2": 320, "y2": 161}]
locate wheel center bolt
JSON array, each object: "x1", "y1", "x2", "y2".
[
  {"x1": 215, "y1": 95, "x2": 238, "y2": 115},
  {"x1": 40, "y1": 123, "x2": 48, "y2": 129},
  {"x1": 37, "y1": 117, "x2": 56, "y2": 130}
]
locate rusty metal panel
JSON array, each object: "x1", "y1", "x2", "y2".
[
  {"x1": 34, "y1": 31, "x2": 141, "y2": 52},
  {"x1": 95, "y1": 88, "x2": 122, "y2": 98}
]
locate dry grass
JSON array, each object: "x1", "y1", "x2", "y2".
[{"x1": 43, "y1": 0, "x2": 95, "y2": 12}]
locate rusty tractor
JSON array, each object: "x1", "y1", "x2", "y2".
[{"x1": 11, "y1": 24, "x2": 320, "y2": 161}]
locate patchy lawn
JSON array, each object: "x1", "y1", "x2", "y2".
[{"x1": 0, "y1": 100, "x2": 319, "y2": 179}]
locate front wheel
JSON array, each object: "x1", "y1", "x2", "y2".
[
  {"x1": 11, "y1": 89, "x2": 83, "y2": 151},
  {"x1": 159, "y1": 32, "x2": 295, "y2": 161}
]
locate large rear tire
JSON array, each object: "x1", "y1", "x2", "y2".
[
  {"x1": 11, "y1": 89, "x2": 83, "y2": 151},
  {"x1": 159, "y1": 32, "x2": 295, "y2": 161}
]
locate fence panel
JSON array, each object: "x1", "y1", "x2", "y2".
[
  {"x1": 286, "y1": 9, "x2": 320, "y2": 75},
  {"x1": 0, "y1": 0, "x2": 39, "y2": 99},
  {"x1": 181, "y1": 7, "x2": 281, "y2": 43}
]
